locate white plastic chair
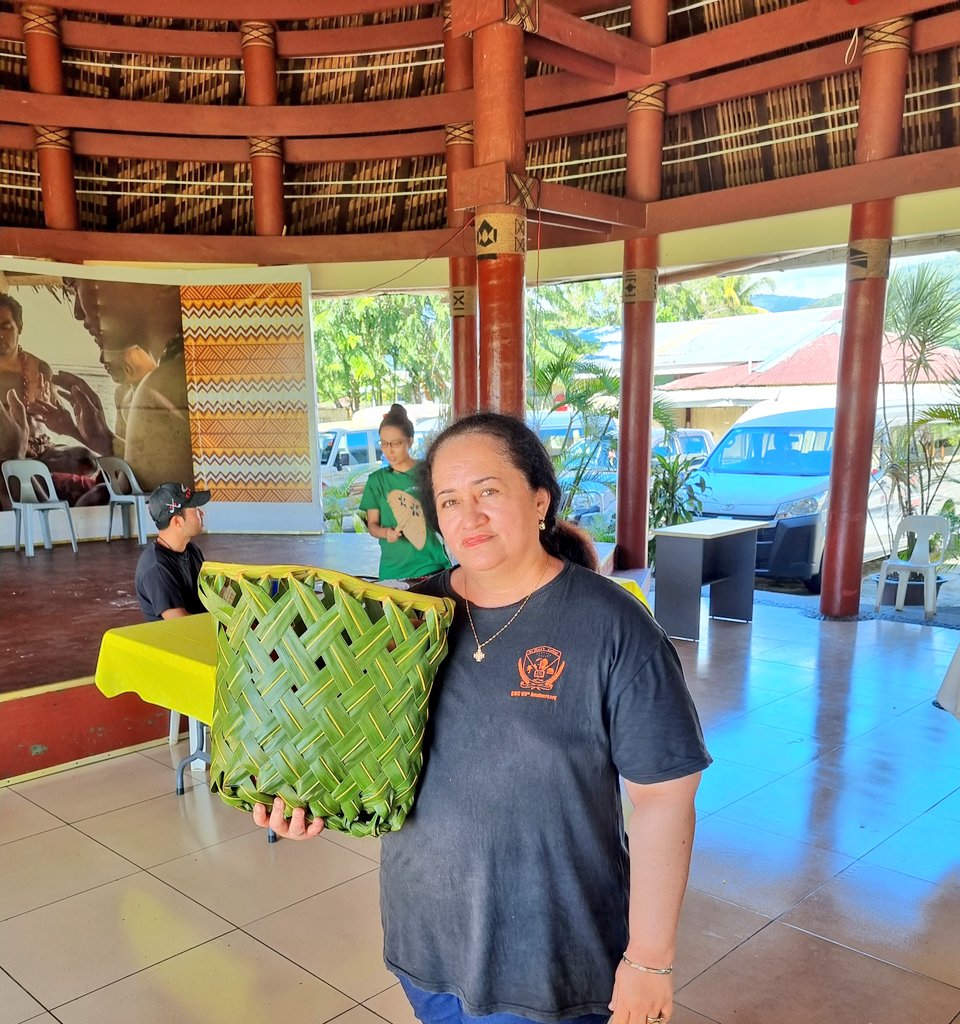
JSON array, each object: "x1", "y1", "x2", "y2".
[
  {"x1": 98, "y1": 456, "x2": 150, "y2": 545},
  {"x1": 874, "y1": 514, "x2": 952, "y2": 620},
  {"x1": 1, "y1": 459, "x2": 79, "y2": 557}
]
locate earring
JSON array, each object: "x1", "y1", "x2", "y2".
[{"x1": 538, "y1": 519, "x2": 546, "y2": 532}]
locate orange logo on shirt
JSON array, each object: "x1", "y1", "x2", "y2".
[{"x1": 512, "y1": 646, "x2": 566, "y2": 701}]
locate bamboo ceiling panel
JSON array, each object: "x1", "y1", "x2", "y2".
[
  {"x1": 0, "y1": 147, "x2": 40, "y2": 227},
  {"x1": 0, "y1": 0, "x2": 957, "y2": 258},
  {"x1": 904, "y1": 47, "x2": 960, "y2": 153}
]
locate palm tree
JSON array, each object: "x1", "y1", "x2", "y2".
[{"x1": 878, "y1": 262, "x2": 960, "y2": 531}]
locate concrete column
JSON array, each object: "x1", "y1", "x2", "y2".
[
  {"x1": 616, "y1": 0, "x2": 668, "y2": 570},
  {"x1": 443, "y1": 3, "x2": 479, "y2": 418},
  {"x1": 21, "y1": 5, "x2": 79, "y2": 230},
  {"x1": 240, "y1": 20, "x2": 285, "y2": 236},
  {"x1": 821, "y1": 17, "x2": 912, "y2": 617},
  {"x1": 473, "y1": 12, "x2": 528, "y2": 417}
]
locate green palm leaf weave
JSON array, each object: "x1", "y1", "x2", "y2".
[{"x1": 199, "y1": 562, "x2": 454, "y2": 837}]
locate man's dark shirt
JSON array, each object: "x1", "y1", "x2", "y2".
[{"x1": 135, "y1": 540, "x2": 205, "y2": 621}]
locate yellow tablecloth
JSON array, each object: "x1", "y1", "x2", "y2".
[
  {"x1": 612, "y1": 574, "x2": 651, "y2": 611},
  {"x1": 95, "y1": 613, "x2": 217, "y2": 724}
]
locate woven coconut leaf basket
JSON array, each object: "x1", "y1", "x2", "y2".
[{"x1": 198, "y1": 562, "x2": 454, "y2": 837}]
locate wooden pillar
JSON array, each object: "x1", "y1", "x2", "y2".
[
  {"x1": 821, "y1": 17, "x2": 912, "y2": 617},
  {"x1": 21, "y1": 5, "x2": 78, "y2": 230},
  {"x1": 616, "y1": 0, "x2": 668, "y2": 570},
  {"x1": 473, "y1": 11, "x2": 527, "y2": 417},
  {"x1": 240, "y1": 21, "x2": 285, "y2": 237},
  {"x1": 443, "y1": 3, "x2": 479, "y2": 418}
]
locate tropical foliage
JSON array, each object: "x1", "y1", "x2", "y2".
[
  {"x1": 647, "y1": 453, "x2": 707, "y2": 561},
  {"x1": 319, "y1": 470, "x2": 370, "y2": 534},
  {"x1": 878, "y1": 262, "x2": 960, "y2": 544},
  {"x1": 657, "y1": 273, "x2": 775, "y2": 322},
  {"x1": 311, "y1": 294, "x2": 451, "y2": 414}
]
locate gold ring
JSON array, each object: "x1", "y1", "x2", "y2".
[{"x1": 646, "y1": 1016, "x2": 664, "y2": 1024}]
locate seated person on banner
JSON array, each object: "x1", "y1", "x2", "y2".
[
  {"x1": 359, "y1": 403, "x2": 451, "y2": 585},
  {"x1": 135, "y1": 483, "x2": 211, "y2": 621},
  {"x1": 0, "y1": 294, "x2": 105, "y2": 507}
]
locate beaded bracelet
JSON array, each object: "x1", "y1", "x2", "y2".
[{"x1": 621, "y1": 954, "x2": 673, "y2": 975}]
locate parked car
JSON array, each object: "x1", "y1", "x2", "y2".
[
  {"x1": 696, "y1": 402, "x2": 900, "y2": 593},
  {"x1": 651, "y1": 427, "x2": 714, "y2": 466}
]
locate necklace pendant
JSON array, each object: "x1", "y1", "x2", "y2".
[{"x1": 473, "y1": 648, "x2": 485, "y2": 663}]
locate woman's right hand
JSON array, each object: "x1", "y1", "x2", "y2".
[
  {"x1": 385, "y1": 527, "x2": 402, "y2": 543},
  {"x1": 252, "y1": 796, "x2": 325, "y2": 840}
]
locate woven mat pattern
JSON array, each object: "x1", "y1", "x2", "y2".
[{"x1": 199, "y1": 562, "x2": 454, "y2": 836}]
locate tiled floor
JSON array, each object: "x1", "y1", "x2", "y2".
[{"x1": 2, "y1": 600, "x2": 960, "y2": 1024}]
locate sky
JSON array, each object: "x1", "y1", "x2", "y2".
[{"x1": 750, "y1": 251, "x2": 956, "y2": 300}]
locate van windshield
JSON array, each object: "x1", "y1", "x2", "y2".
[
  {"x1": 703, "y1": 426, "x2": 833, "y2": 476},
  {"x1": 319, "y1": 431, "x2": 337, "y2": 466}
]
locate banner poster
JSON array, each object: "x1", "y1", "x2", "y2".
[{"x1": 0, "y1": 267, "x2": 318, "y2": 526}]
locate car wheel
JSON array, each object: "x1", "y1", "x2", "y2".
[{"x1": 802, "y1": 559, "x2": 823, "y2": 595}]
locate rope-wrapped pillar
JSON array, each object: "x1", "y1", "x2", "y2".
[
  {"x1": 473, "y1": 7, "x2": 528, "y2": 417},
  {"x1": 240, "y1": 21, "x2": 285, "y2": 237},
  {"x1": 443, "y1": 3, "x2": 479, "y2": 417},
  {"x1": 616, "y1": 0, "x2": 668, "y2": 569},
  {"x1": 21, "y1": 5, "x2": 78, "y2": 230},
  {"x1": 821, "y1": 17, "x2": 912, "y2": 617}
]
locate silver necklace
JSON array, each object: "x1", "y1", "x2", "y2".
[{"x1": 463, "y1": 561, "x2": 551, "y2": 663}]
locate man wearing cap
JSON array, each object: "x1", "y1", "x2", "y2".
[{"x1": 135, "y1": 483, "x2": 211, "y2": 621}]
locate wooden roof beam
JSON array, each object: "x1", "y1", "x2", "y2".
[
  {"x1": 645, "y1": 148, "x2": 960, "y2": 236},
  {"x1": 525, "y1": 35, "x2": 617, "y2": 84},
  {"x1": 451, "y1": 1, "x2": 648, "y2": 79},
  {"x1": 28, "y1": 1, "x2": 422, "y2": 19},
  {"x1": 0, "y1": 13, "x2": 442, "y2": 60},
  {"x1": 0, "y1": 225, "x2": 474, "y2": 265},
  {"x1": 651, "y1": 0, "x2": 945, "y2": 84},
  {"x1": 0, "y1": 88, "x2": 470, "y2": 137},
  {"x1": 451, "y1": 160, "x2": 646, "y2": 228},
  {"x1": 534, "y1": 2, "x2": 649, "y2": 75}
]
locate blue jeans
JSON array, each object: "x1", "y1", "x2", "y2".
[{"x1": 398, "y1": 975, "x2": 609, "y2": 1024}]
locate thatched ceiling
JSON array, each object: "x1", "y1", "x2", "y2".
[{"x1": 0, "y1": 1, "x2": 958, "y2": 266}]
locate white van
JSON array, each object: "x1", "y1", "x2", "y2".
[
  {"x1": 318, "y1": 421, "x2": 383, "y2": 488},
  {"x1": 696, "y1": 402, "x2": 896, "y2": 593}
]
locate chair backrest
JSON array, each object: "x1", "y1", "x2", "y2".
[
  {"x1": 98, "y1": 456, "x2": 145, "y2": 498},
  {"x1": 892, "y1": 514, "x2": 952, "y2": 565},
  {"x1": 1, "y1": 459, "x2": 59, "y2": 504}
]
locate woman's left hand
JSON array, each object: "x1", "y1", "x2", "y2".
[
  {"x1": 608, "y1": 959, "x2": 672, "y2": 1024},
  {"x1": 252, "y1": 796, "x2": 325, "y2": 840}
]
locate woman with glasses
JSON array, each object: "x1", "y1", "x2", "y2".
[{"x1": 359, "y1": 403, "x2": 451, "y2": 583}]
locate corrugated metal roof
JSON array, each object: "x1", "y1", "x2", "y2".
[
  {"x1": 661, "y1": 333, "x2": 960, "y2": 389},
  {"x1": 580, "y1": 306, "x2": 847, "y2": 376}
]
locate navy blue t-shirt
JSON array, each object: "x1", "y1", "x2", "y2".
[
  {"x1": 380, "y1": 561, "x2": 710, "y2": 1022},
  {"x1": 135, "y1": 541, "x2": 205, "y2": 621}
]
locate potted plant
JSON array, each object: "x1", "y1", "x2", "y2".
[{"x1": 648, "y1": 452, "x2": 707, "y2": 565}]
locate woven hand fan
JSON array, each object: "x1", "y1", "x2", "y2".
[
  {"x1": 199, "y1": 562, "x2": 454, "y2": 837},
  {"x1": 387, "y1": 489, "x2": 427, "y2": 550}
]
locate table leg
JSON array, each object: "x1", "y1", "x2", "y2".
[
  {"x1": 708, "y1": 530, "x2": 758, "y2": 622},
  {"x1": 187, "y1": 717, "x2": 207, "y2": 771},
  {"x1": 654, "y1": 535, "x2": 705, "y2": 641},
  {"x1": 175, "y1": 725, "x2": 211, "y2": 796}
]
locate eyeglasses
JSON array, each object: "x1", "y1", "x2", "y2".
[{"x1": 381, "y1": 440, "x2": 408, "y2": 451}]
